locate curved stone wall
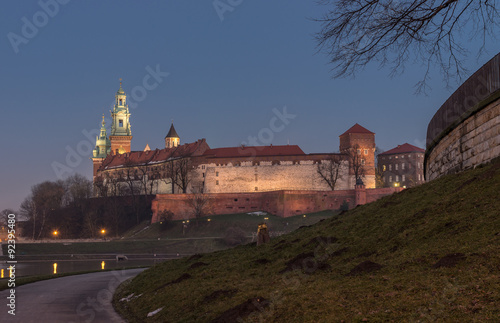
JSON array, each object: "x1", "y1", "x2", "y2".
[{"x1": 425, "y1": 54, "x2": 500, "y2": 180}]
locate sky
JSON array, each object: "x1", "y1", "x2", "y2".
[{"x1": 1, "y1": 1, "x2": 499, "y2": 212}]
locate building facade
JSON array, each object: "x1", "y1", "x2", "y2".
[
  {"x1": 377, "y1": 143, "x2": 425, "y2": 188},
  {"x1": 91, "y1": 83, "x2": 387, "y2": 216}
]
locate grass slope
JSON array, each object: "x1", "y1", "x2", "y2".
[{"x1": 114, "y1": 160, "x2": 500, "y2": 322}]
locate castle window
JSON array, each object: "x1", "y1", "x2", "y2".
[
  {"x1": 216, "y1": 180, "x2": 219, "y2": 185},
  {"x1": 396, "y1": 175, "x2": 399, "y2": 182},
  {"x1": 234, "y1": 199, "x2": 238, "y2": 202},
  {"x1": 202, "y1": 173, "x2": 205, "y2": 178},
  {"x1": 361, "y1": 159, "x2": 365, "y2": 165},
  {"x1": 119, "y1": 99, "x2": 123, "y2": 105},
  {"x1": 216, "y1": 171, "x2": 219, "y2": 177},
  {"x1": 389, "y1": 176, "x2": 392, "y2": 182},
  {"x1": 402, "y1": 163, "x2": 405, "y2": 170},
  {"x1": 364, "y1": 149, "x2": 368, "y2": 155},
  {"x1": 119, "y1": 119, "x2": 123, "y2": 127},
  {"x1": 357, "y1": 149, "x2": 361, "y2": 155},
  {"x1": 402, "y1": 175, "x2": 406, "y2": 182},
  {"x1": 382, "y1": 165, "x2": 386, "y2": 171},
  {"x1": 389, "y1": 165, "x2": 392, "y2": 171},
  {"x1": 255, "y1": 187, "x2": 258, "y2": 191},
  {"x1": 395, "y1": 164, "x2": 398, "y2": 170}
]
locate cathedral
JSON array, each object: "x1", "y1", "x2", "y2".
[{"x1": 91, "y1": 82, "x2": 377, "y2": 198}]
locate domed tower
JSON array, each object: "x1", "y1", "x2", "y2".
[
  {"x1": 92, "y1": 115, "x2": 111, "y2": 178},
  {"x1": 165, "y1": 123, "x2": 180, "y2": 148},
  {"x1": 109, "y1": 80, "x2": 132, "y2": 154}
]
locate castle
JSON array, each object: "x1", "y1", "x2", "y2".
[{"x1": 92, "y1": 82, "x2": 401, "y2": 219}]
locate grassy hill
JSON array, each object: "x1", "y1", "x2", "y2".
[{"x1": 114, "y1": 159, "x2": 500, "y2": 322}]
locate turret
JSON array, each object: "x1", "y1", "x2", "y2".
[
  {"x1": 91, "y1": 115, "x2": 111, "y2": 178},
  {"x1": 165, "y1": 123, "x2": 180, "y2": 148}
]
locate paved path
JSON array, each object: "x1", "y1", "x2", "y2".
[{"x1": 0, "y1": 268, "x2": 145, "y2": 323}]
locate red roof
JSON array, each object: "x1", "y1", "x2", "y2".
[
  {"x1": 340, "y1": 123, "x2": 374, "y2": 136},
  {"x1": 203, "y1": 145, "x2": 305, "y2": 158},
  {"x1": 379, "y1": 143, "x2": 425, "y2": 155},
  {"x1": 99, "y1": 140, "x2": 208, "y2": 170}
]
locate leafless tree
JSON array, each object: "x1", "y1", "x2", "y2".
[
  {"x1": 315, "y1": 0, "x2": 500, "y2": 92},
  {"x1": 186, "y1": 189, "x2": 211, "y2": 222},
  {"x1": 173, "y1": 158, "x2": 191, "y2": 193},
  {"x1": 317, "y1": 155, "x2": 343, "y2": 190},
  {"x1": 345, "y1": 144, "x2": 366, "y2": 182}
]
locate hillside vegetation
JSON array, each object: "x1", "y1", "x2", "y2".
[{"x1": 114, "y1": 159, "x2": 500, "y2": 322}]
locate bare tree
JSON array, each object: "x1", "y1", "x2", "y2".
[
  {"x1": 186, "y1": 189, "x2": 211, "y2": 223},
  {"x1": 315, "y1": 0, "x2": 500, "y2": 92},
  {"x1": 345, "y1": 144, "x2": 365, "y2": 182},
  {"x1": 317, "y1": 155, "x2": 343, "y2": 190},
  {"x1": 173, "y1": 158, "x2": 191, "y2": 193}
]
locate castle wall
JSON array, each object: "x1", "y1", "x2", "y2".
[
  {"x1": 426, "y1": 97, "x2": 500, "y2": 180},
  {"x1": 151, "y1": 187, "x2": 402, "y2": 222},
  {"x1": 191, "y1": 159, "x2": 353, "y2": 193}
]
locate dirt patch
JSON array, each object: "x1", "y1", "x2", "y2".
[
  {"x1": 190, "y1": 262, "x2": 208, "y2": 269},
  {"x1": 331, "y1": 247, "x2": 349, "y2": 257},
  {"x1": 254, "y1": 258, "x2": 271, "y2": 265},
  {"x1": 357, "y1": 251, "x2": 377, "y2": 258},
  {"x1": 188, "y1": 254, "x2": 203, "y2": 261},
  {"x1": 432, "y1": 253, "x2": 466, "y2": 268},
  {"x1": 279, "y1": 252, "x2": 330, "y2": 274},
  {"x1": 153, "y1": 273, "x2": 192, "y2": 292},
  {"x1": 305, "y1": 236, "x2": 338, "y2": 247},
  {"x1": 211, "y1": 297, "x2": 269, "y2": 323},
  {"x1": 347, "y1": 261, "x2": 382, "y2": 276},
  {"x1": 203, "y1": 289, "x2": 238, "y2": 303}
]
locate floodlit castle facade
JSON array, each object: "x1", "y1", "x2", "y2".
[{"x1": 91, "y1": 83, "x2": 396, "y2": 218}]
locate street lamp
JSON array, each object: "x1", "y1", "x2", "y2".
[
  {"x1": 53, "y1": 230, "x2": 58, "y2": 239},
  {"x1": 101, "y1": 229, "x2": 106, "y2": 240}
]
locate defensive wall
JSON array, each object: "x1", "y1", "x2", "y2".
[
  {"x1": 425, "y1": 53, "x2": 500, "y2": 180},
  {"x1": 150, "y1": 186, "x2": 402, "y2": 222}
]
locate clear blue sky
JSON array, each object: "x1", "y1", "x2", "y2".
[{"x1": 1, "y1": 1, "x2": 498, "y2": 212}]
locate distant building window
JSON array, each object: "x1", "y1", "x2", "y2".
[
  {"x1": 389, "y1": 165, "x2": 392, "y2": 171},
  {"x1": 396, "y1": 175, "x2": 399, "y2": 182},
  {"x1": 216, "y1": 180, "x2": 219, "y2": 185},
  {"x1": 395, "y1": 164, "x2": 398, "y2": 170},
  {"x1": 119, "y1": 119, "x2": 123, "y2": 127},
  {"x1": 383, "y1": 165, "x2": 386, "y2": 171},
  {"x1": 357, "y1": 149, "x2": 361, "y2": 155},
  {"x1": 361, "y1": 159, "x2": 365, "y2": 165},
  {"x1": 389, "y1": 176, "x2": 392, "y2": 182},
  {"x1": 417, "y1": 162, "x2": 421, "y2": 169},
  {"x1": 364, "y1": 149, "x2": 368, "y2": 155},
  {"x1": 402, "y1": 163, "x2": 405, "y2": 170},
  {"x1": 202, "y1": 173, "x2": 205, "y2": 178},
  {"x1": 402, "y1": 175, "x2": 405, "y2": 182},
  {"x1": 216, "y1": 171, "x2": 219, "y2": 177}
]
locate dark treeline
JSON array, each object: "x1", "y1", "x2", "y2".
[{"x1": 18, "y1": 174, "x2": 153, "y2": 239}]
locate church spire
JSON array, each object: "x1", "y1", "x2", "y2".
[
  {"x1": 165, "y1": 122, "x2": 180, "y2": 148},
  {"x1": 110, "y1": 80, "x2": 132, "y2": 154}
]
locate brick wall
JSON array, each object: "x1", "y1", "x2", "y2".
[{"x1": 151, "y1": 187, "x2": 402, "y2": 222}]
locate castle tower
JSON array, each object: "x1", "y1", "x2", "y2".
[
  {"x1": 165, "y1": 123, "x2": 180, "y2": 148},
  {"x1": 91, "y1": 115, "x2": 111, "y2": 178},
  {"x1": 339, "y1": 123, "x2": 376, "y2": 189},
  {"x1": 109, "y1": 80, "x2": 132, "y2": 154}
]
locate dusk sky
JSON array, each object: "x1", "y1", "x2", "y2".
[{"x1": 1, "y1": 1, "x2": 499, "y2": 212}]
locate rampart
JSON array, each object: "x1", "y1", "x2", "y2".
[
  {"x1": 425, "y1": 53, "x2": 500, "y2": 180},
  {"x1": 150, "y1": 187, "x2": 402, "y2": 222}
]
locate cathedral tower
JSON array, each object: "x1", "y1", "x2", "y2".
[
  {"x1": 109, "y1": 80, "x2": 132, "y2": 154},
  {"x1": 165, "y1": 123, "x2": 180, "y2": 148},
  {"x1": 91, "y1": 115, "x2": 111, "y2": 178}
]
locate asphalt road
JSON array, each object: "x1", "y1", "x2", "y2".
[{"x1": 0, "y1": 268, "x2": 146, "y2": 323}]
